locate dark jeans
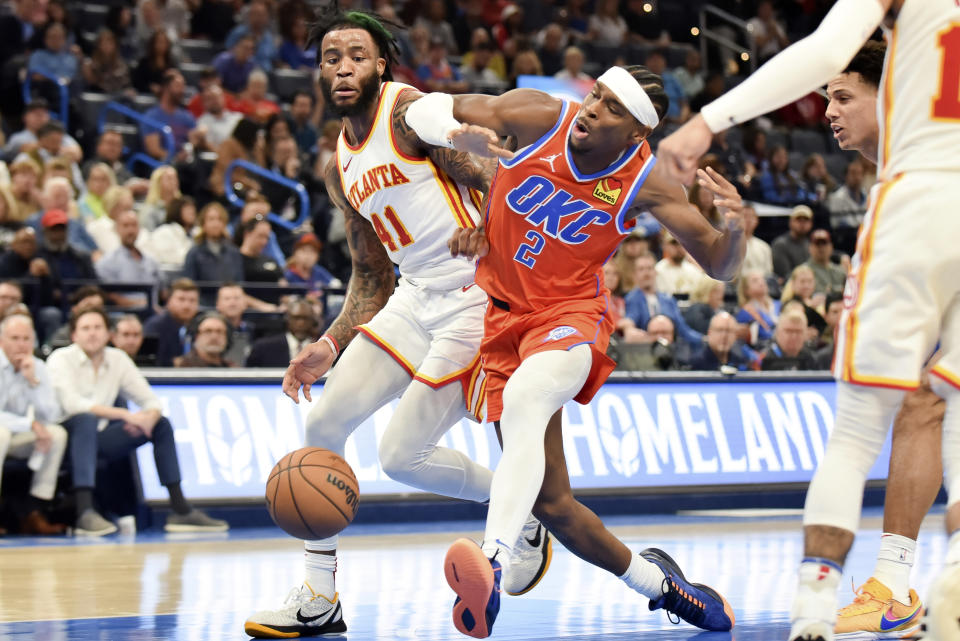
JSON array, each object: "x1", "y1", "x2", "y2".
[{"x1": 63, "y1": 414, "x2": 182, "y2": 489}]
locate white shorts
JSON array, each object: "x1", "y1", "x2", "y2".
[
  {"x1": 833, "y1": 172, "x2": 960, "y2": 391},
  {"x1": 357, "y1": 278, "x2": 488, "y2": 420}
]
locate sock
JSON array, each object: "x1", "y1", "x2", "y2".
[
  {"x1": 305, "y1": 536, "x2": 338, "y2": 598},
  {"x1": 873, "y1": 533, "x2": 916, "y2": 603},
  {"x1": 947, "y1": 530, "x2": 960, "y2": 565},
  {"x1": 165, "y1": 483, "x2": 191, "y2": 516},
  {"x1": 791, "y1": 557, "x2": 842, "y2": 636},
  {"x1": 619, "y1": 554, "x2": 667, "y2": 600},
  {"x1": 75, "y1": 488, "x2": 94, "y2": 517}
]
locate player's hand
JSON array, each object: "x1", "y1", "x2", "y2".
[
  {"x1": 448, "y1": 227, "x2": 489, "y2": 259},
  {"x1": 283, "y1": 341, "x2": 336, "y2": 403},
  {"x1": 450, "y1": 123, "x2": 515, "y2": 160},
  {"x1": 697, "y1": 167, "x2": 744, "y2": 234},
  {"x1": 657, "y1": 114, "x2": 714, "y2": 185}
]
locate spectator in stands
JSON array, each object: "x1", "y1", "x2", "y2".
[
  {"x1": 8, "y1": 158, "x2": 42, "y2": 222},
  {"x1": 209, "y1": 118, "x2": 264, "y2": 198},
  {"x1": 246, "y1": 297, "x2": 318, "y2": 367},
  {"x1": 690, "y1": 72, "x2": 727, "y2": 115},
  {"x1": 674, "y1": 48, "x2": 705, "y2": 99},
  {"x1": 644, "y1": 48, "x2": 687, "y2": 123},
  {"x1": 95, "y1": 211, "x2": 160, "y2": 304},
  {"x1": 234, "y1": 69, "x2": 281, "y2": 123},
  {"x1": 418, "y1": 36, "x2": 469, "y2": 94},
  {"x1": 37, "y1": 208, "x2": 96, "y2": 287},
  {"x1": 602, "y1": 260, "x2": 629, "y2": 337},
  {"x1": 707, "y1": 128, "x2": 750, "y2": 187},
  {"x1": 0, "y1": 281, "x2": 22, "y2": 318},
  {"x1": 213, "y1": 34, "x2": 258, "y2": 94},
  {"x1": 224, "y1": 0, "x2": 277, "y2": 72},
  {"x1": 781, "y1": 264, "x2": 827, "y2": 339},
  {"x1": 736, "y1": 269, "x2": 781, "y2": 347},
  {"x1": 826, "y1": 158, "x2": 868, "y2": 231},
  {"x1": 656, "y1": 233, "x2": 702, "y2": 297},
  {"x1": 683, "y1": 275, "x2": 726, "y2": 335},
  {"x1": 31, "y1": 121, "x2": 83, "y2": 189},
  {"x1": 747, "y1": 0, "x2": 789, "y2": 63},
  {"x1": 144, "y1": 195, "x2": 196, "y2": 273},
  {"x1": 131, "y1": 29, "x2": 177, "y2": 96},
  {"x1": 738, "y1": 205, "x2": 772, "y2": 277},
  {"x1": 183, "y1": 202, "x2": 243, "y2": 283},
  {"x1": 110, "y1": 314, "x2": 150, "y2": 366},
  {"x1": 799, "y1": 153, "x2": 836, "y2": 204},
  {"x1": 82, "y1": 130, "x2": 145, "y2": 196},
  {"x1": 284, "y1": 232, "x2": 340, "y2": 293},
  {"x1": 85, "y1": 185, "x2": 136, "y2": 255},
  {"x1": 804, "y1": 229, "x2": 846, "y2": 296},
  {"x1": 623, "y1": 252, "x2": 704, "y2": 346},
  {"x1": 285, "y1": 91, "x2": 318, "y2": 158},
  {"x1": 194, "y1": 84, "x2": 243, "y2": 152},
  {"x1": 82, "y1": 29, "x2": 131, "y2": 95},
  {"x1": 815, "y1": 292, "x2": 844, "y2": 367},
  {"x1": 214, "y1": 283, "x2": 253, "y2": 365},
  {"x1": 554, "y1": 46, "x2": 591, "y2": 82},
  {"x1": 105, "y1": 5, "x2": 138, "y2": 61},
  {"x1": 0, "y1": 230, "x2": 48, "y2": 295},
  {"x1": 0, "y1": 0, "x2": 40, "y2": 65},
  {"x1": 461, "y1": 39, "x2": 504, "y2": 92},
  {"x1": 536, "y1": 23, "x2": 567, "y2": 77},
  {"x1": 135, "y1": 0, "x2": 189, "y2": 48},
  {"x1": 611, "y1": 229, "x2": 649, "y2": 293},
  {"x1": 687, "y1": 312, "x2": 751, "y2": 371},
  {"x1": 50, "y1": 306, "x2": 228, "y2": 534},
  {"x1": 186, "y1": 67, "x2": 225, "y2": 118},
  {"x1": 459, "y1": 28, "x2": 507, "y2": 82},
  {"x1": 760, "y1": 308, "x2": 819, "y2": 371},
  {"x1": 143, "y1": 277, "x2": 198, "y2": 366},
  {"x1": 27, "y1": 22, "x2": 79, "y2": 86},
  {"x1": 143, "y1": 70, "x2": 198, "y2": 161},
  {"x1": 264, "y1": 113, "x2": 292, "y2": 159},
  {"x1": 758, "y1": 145, "x2": 808, "y2": 205},
  {"x1": 77, "y1": 163, "x2": 115, "y2": 223},
  {"x1": 277, "y1": 0, "x2": 315, "y2": 70},
  {"x1": 232, "y1": 195, "x2": 285, "y2": 263},
  {"x1": 0, "y1": 186, "x2": 23, "y2": 249},
  {"x1": 45, "y1": 284, "x2": 106, "y2": 350},
  {"x1": 0, "y1": 314, "x2": 68, "y2": 536},
  {"x1": 174, "y1": 311, "x2": 234, "y2": 367},
  {"x1": 237, "y1": 216, "x2": 284, "y2": 283},
  {"x1": 140, "y1": 166, "x2": 181, "y2": 231},
  {"x1": 771, "y1": 204, "x2": 812, "y2": 282},
  {"x1": 587, "y1": 0, "x2": 627, "y2": 48},
  {"x1": 3, "y1": 101, "x2": 71, "y2": 162},
  {"x1": 415, "y1": 0, "x2": 459, "y2": 54},
  {"x1": 510, "y1": 50, "x2": 544, "y2": 89}
]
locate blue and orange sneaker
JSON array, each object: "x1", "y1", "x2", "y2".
[
  {"x1": 641, "y1": 547, "x2": 736, "y2": 632},
  {"x1": 444, "y1": 538, "x2": 501, "y2": 639}
]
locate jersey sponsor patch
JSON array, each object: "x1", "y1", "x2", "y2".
[
  {"x1": 543, "y1": 326, "x2": 581, "y2": 342},
  {"x1": 593, "y1": 178, "x2": 622, "y2": 206}
]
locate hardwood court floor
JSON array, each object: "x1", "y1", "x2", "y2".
[{"x1": 0, "y1": 508, "x2": 948, "y2": 640}]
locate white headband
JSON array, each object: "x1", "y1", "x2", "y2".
[{"x1": 596, "y1": 67, "x2": 660, "y2": 129}]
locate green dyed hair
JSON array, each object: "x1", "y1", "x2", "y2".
[{"x1": 308, "y1": 3, "x2": 402, "y2": 81}]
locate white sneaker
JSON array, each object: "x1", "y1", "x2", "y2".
[
  {"x1": 502, "y1": 521, "x2": 553, "y2": 596},
  {"x1": 244, "y1": 584, "x2": 347, "y2": 638},
  {"x1": 919, "y1": 563, "x2": 960, "y2": 641}
]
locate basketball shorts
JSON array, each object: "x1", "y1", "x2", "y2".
[
  {"x1": 356, "y1": 278, "x2": 487, "y2": 421},
  {"x1": 832, "y1": 171, "x2": 960, "y2": 391},
  {"x1": 481, "y1": 294, "x2": 616, "y2": 423}
]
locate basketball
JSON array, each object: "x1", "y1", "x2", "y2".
[{"x1": 265, "y1": 447, "x2": 360, "y2": 540}]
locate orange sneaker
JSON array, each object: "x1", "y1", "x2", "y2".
[{"x1": 834, "y1": 577, "x2": 922, "y2": 639}]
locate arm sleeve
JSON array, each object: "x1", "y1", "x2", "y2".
[{"x1": 700, "y1": 0, "x2": 886, "y2": 132}]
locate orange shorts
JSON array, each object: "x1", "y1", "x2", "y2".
[{"x1": 481, "y1": 295, "x2": 616, "y2": 423}]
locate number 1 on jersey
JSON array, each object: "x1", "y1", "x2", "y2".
[
  {"x1": 513, "y1": 230, "x2": 545, "y2": 269},
  {"x1": 370, "y1": 206, "x2": 414, "y2": 252},
  {"x1": 933, "y1": 24, "x2": 960, "y2": 121}
]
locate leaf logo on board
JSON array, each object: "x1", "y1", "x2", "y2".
[
  {"x1": 207, "y1": 414, "x2": 253, "y2": 487},
  {"x1": 599, "y1": 421, "x2": 640, "y2": 477}
]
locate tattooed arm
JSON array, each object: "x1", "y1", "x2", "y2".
[
  {"x1": 391, "y1": 90, "x2": 497, "y2": 193},
  {"x1": 322, "y1": 156, "x2": 396, "y2": 350}
]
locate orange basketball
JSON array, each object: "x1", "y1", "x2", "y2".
[{"x1": 265, "y1": 447, "x2": 360, "y2": 540}]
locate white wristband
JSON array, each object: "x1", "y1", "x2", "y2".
[
  {"x1": 319, "y1": 335, "x2": 339, "y2": 358},
  {"x1": 405, "y1": 92, "x2": 461, "y2": 149}
]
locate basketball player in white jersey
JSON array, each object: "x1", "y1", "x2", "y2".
[
  {"x1": 243, "y1": 8, "x2": 549, "y2": 639},
  {"x1": 659, "y1": 1, "x2": 960, "y2": 640}
]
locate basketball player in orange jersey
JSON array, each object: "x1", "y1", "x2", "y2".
[
  {"x1": 404, "y1": 66, "x2": 745, "y2": 638},
  {"x1": 659, "y1": 1, "x2": 960, "y2": 640},
  {"x1": 243, "y1": 8, "x2": 549, "y2": 639}
]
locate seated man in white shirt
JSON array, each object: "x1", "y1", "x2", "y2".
[
  {"x1": 47, "y1": 308, "x2": 227, "y2": 536},
  {"x1": 0, "y1": 314, "x2": 68, "y2": 536},
  {"x1": 655, "y1": 233, "x2": 703, "y2": 296}
]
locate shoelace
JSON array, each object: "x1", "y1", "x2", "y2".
[
  {"x1": 659, "y1": 576, "x2": 705, "y2": 626},
  {"x1": 840, "y1": 578, "x2": 887, "y2": 616}
]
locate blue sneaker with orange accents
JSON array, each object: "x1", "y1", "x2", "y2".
[
  {"x1": 444, "y1": 538, "x2": 502, "y2": 638},
  {"x1": 641, "y1": 547, "x2": 736, "y2": 632}
]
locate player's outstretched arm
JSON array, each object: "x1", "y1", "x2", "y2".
[
  {"x1": 658, "y1": 0, "x2": 889, "y2": 184},
  {"x1": 635, "y1": 164, "x2": 746, "y2": 282}
]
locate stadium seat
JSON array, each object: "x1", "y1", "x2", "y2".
[
  {"x1": 788, "y1": 151, "x2": 806, "y2": 172},
  {"x1": 270, "y1": 69, "x2": 315, "y2": 103},
  {"x1": 824, "y1": 152, "x2": 857, "y2": 182},
  {"x1": 130, "y1": 94, "x2": 158, "y2": 112},
  {"x1": 765, "y1": 129, "x2": 789, "y2": 150},
  {"x1": 76, "y1": 5, "x2": 108, "y2": 34},
  {"x1": 180, "y1": 39, "x2": 217, "y2": 65},
  {"x1": 78, "y1": 92, "x2": 111, "y2": 133},
  {"x1": 790, "y1": 129, "x2": 829, "y2": 155}
]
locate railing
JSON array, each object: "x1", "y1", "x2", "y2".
[
  {"x1": 98, "y1": 100, "x2": 176, "y2": 169},
  {"x1": 22, "y1": 68, "x2": 70, "y2": 126},
  {"x1": 698, "y1": 4, "x2": 758, "y2": 74},
  {"x1": 224, "y1": 159, "x2": 311, "y2": 231}
]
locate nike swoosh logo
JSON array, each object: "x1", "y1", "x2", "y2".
[
  {"x1": 342, "y1": 157, "x2": 352, "y2": 172},
  {"x1": 296, "y1": 606, "x2": 333, "y2": 625},
  {"x1": 525, "y1": 524, "x2": 542, "y2": 548},
  {"x1": 879, "y1": 603, "x2": 922, "y2": 631},
  {"x1": 462, "y1": 283, "x2": 476, "y2": 292}
]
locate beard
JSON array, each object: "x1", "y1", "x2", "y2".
[{"x1": 320, "y1": 70, "x2": 381, "y2": 118}]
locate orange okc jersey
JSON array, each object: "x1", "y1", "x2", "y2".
[{"x1": 475, "y1": 100, "x2": 656, "y2": 313}]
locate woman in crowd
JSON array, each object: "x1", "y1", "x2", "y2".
[
  {"x1": 132, "y1": 29, "x2": 177, "y2": 95},
  {"x1": 183, "y1": 202, "x2": 243, "y2": 283},
  {"x1": 236, "y1": 215, "x2": 285, "y2": 283},
  {"x1": 82, "y1": 29, "x2": 131, "y2": 95},
  {"x1": 800, "y1": 153, "x2": 836, "y2": 204},
  {"x1": 758, "y1": 144, "x2": 809, "y2": 205},
  {"x1": 684, "y1": 275, "x2": 727, "y2": 335},
  {"x1": 781, "y1": 264, "x2": 827, "y2": 340},
  {"x1": 78, "y1": 163, "x2": 116, "y2": 223},
  {"x1": 141, "y1": 165, "x2": 181, "y2": 231},
  {"x1": 144, "y1": 195, "x2": 196, "y2": 273},
  {"x1": 736, "y1": 269, "x2": 781, "y2": 348},
  {"x1": 283, "y1": 232, "x2": 341, "y2": 294}
]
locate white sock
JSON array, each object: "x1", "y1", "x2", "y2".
[
  {"x1": 873, "y1": 533, "x2": 916, "y2": 604},
  {"x1": 619, "y1": 554, "x2": 667, "y2": 599},
  {"x1": 304, "y1": 536, "x2": 338, "y2": 599},
  {"x1": 947, "y1": 529, "x2": 960, "y2": 565},
  {"x1": 791, "y1": 558, "x2": 842, "y2": 636}
]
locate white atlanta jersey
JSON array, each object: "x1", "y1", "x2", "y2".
[
  {"x1": 878, "y1": 0, "x2": 960, "y2": 180},
  {"x1": 335, "y1": 81, "x2": 483, "y2": 290}
]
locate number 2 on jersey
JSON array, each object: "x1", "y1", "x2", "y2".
[
  {"x1": 933, "y1": 24, "x2": 960, "y2": 121},
  {"x1": 513, "y1": 230, "x2": 545, "y2": 269},
  {"x1": 370, "y1": 206, "x2": 414, "y2": 252}
]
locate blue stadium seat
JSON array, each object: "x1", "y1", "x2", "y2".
[
  {"x1": 270, "y1": 69, "x2": 314, "y2": 103},
  {"x1": 790, "y1": 129, "x2": 829, "y2": 155},
  {"x1": 78, "y1": 92, "x2": 111, "y2": 132}
]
